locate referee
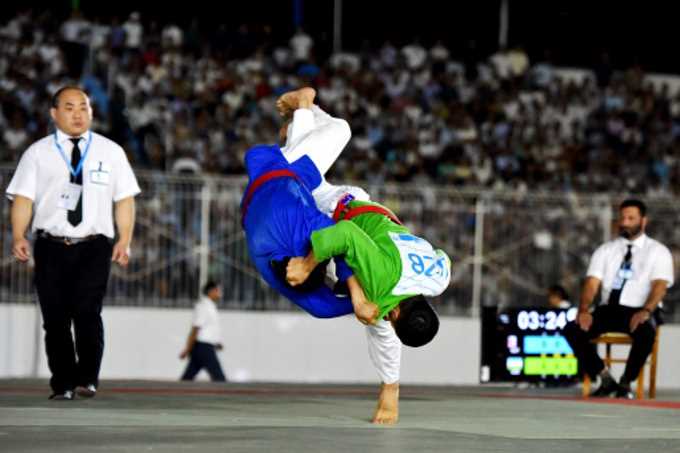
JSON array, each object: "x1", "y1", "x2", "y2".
[
  {"x1": 6, "y1": 86, "x2": 141, "y2": 400},
  {"x1": 563, "y1": 199, "x2": 673, "y2": 399},
  {"x1": 179, "y1": 281, "x2": 227, "y2": 382}
]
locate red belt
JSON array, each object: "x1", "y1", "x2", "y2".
[
  {"x1": 241, "y1": 169, "x2": 299, "y2": 226},
  {"x1": 332, "y1": 193, "x2": 402, "y2": 225}
]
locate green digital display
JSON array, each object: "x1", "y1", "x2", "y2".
[{"x1": 523, "y1": 356, "x2": 578, "y2": 376}]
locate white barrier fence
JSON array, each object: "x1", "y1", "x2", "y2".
[{"x1": 1, "y1": 166, "x2": 679, "y2": 320}]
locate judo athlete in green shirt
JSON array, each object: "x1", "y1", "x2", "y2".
[
  {"x1": 286, "y1": 196, "x2": 451, "y2": 424},
  {"x1": 287, "y1": 197, "x2": 451, "y2": 341}
]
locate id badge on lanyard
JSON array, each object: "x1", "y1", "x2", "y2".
[
  {"x1": 54, "y1": 131, "x2": 93, "y2": 179},
  {"x1": 57, "y1": 183, "x2": 83, "y2": 211},
  {"x1": 612, "y1": 268, "x2": 634, "y2": 290},
  {"x1": 54, "y1": 131, "x2": 92, "y2": 211}
]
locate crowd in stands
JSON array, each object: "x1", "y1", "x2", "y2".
[
  {"x1": 2, "y1": 10, "x2": 680, "y2": 318},
  {"x1": 3, "y1": 10, "x2": 680, "y2": 195}
]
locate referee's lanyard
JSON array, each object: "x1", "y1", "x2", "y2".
[{"x1": 54, "y1": 131, "x2": 93, "y2": 180}]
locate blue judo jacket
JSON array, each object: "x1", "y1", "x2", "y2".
[{"x1": 241, "y1": 144, "x2": 354, "y2": 318}]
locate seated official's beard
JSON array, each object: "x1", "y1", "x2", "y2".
[{"x1": 620, "y1": 225, "x2": 641, "y2": 239}]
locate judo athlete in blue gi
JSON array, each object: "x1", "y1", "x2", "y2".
[
  {"x1": 240, "y1": 88, "x2": 401, "y2": 424},
  {"x1": 241, "y1": 144, "x2": 355, "y2": 316}
]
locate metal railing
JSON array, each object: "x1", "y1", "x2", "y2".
[{"x1": 1, "y1": 166, "x2": 678, "y2": 321}]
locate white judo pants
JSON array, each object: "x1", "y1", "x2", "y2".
[{"x1": 281, "y1": 106, "x2": 371, "y2": 217}]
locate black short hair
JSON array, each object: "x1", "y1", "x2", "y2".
[
  {"x1": 548, "y1": 284, "x2": 569, "y2": 301},
  {"x1": 393, "y1": 295, "x2": 440, "y2": 347},
  {"x1": 270, "y1": 257, "x2": 329, "y2": 292},
  {"x1": 620, "y1": 199, "x2": 647, "y2": 217},
  {"x1": 51, "y1": 86, "x2": 86, "y2": 108},
  {"x1": 202, "y1": 280, "x2": 220, "y2": 295}
]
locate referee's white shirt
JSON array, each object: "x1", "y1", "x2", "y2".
[
  {"x1": 586, "y1": 234, "x2": 674, "y2": 308},
  {"x1": 192, "y1": 296, "x2": 221, "y2": 345},
  {"x1": 5, "y1": 129, "x2": 141, "y2": 239}
]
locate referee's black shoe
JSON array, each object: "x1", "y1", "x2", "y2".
[
  {"x1": 48, "y1": 390, "x2": 74, "y2": 400},
  {"x1": 590, "y1": 376, "x2": 619, "y2": 397},
  {"x1": 615, "y1": 383, "x2": 635, "y2": 399},
  {"x1": 76, "y1": 384, "x2": 97, "y2": 398}
]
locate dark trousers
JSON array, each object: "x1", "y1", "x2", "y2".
[
  {"x1": 181, "y1": 342, "x2": 226, "y2": 382},
  {"x1": 563, "y1": 305, "x2": 656, "y2": 383},
  {"x1": 34, "y1": 236, "x2": 113, "y2": 393}
]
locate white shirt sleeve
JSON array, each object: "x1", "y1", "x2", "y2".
[
  {"x1": 365, "y1": 319, "x2": 402, "y2": 384},
  {"x1": 651, "y1": 244, "x2": 674, "y2": 288},
  {"x1": 586, "y1": 244, "x2": 608, "y2": 280},
  {"x1": 113, "y1": 146, "x2": 141, "y2": 202},
  {"x1": 6, "y1": 145, "x2": 38, "y2": 201},
  {"x1": 192, "y1": 303, "x2": 207, "y2": 328}
]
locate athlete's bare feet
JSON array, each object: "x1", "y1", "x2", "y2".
[
  {"x1": 276, "y1": 87, "x2": 316, "y2": 117},
  {"x1": 371, "y1": 382, "x2": 399, "y2": 425}
]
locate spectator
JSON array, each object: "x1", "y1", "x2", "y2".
[
  {"x1": 547, "y1": 284, "x2": 571, "y2": 309},
  {"x1": 122, "y1": 11, "x2": 143, "y2": 53},
  {"x1": 289, "y1": 26, "x2": 313, "y2": 65},
  {"x1": 3, "y1": 111, "x2": 30, "y2": 162},
  {"x1": 402, "y1": 38, "x2": 427, "y2": 71},
  {"x1": 2, "y1": 10, "x2": 680, "y2": 196},
  {"x1": 507, "y1": 45, "x2": 530, "y2": 79},
  {"x1": 59, "y1": 10, "x2": 90, "y2": 78},
  {"x1": 161, "y1": 22, "x2": 183, "y2": 50}
]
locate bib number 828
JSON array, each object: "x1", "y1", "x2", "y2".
[{"x1": 408, "y1": 253, "x2": 447, "y2": 278}]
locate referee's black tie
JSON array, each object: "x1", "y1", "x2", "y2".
[
  {"x1": 68, "y1": 137, "x2": 83, "y2": 226},
  {"x1": 608, "y1": 244, "x2": 633, "y2": 305}
]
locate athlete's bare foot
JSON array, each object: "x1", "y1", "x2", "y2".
[
  {"x1": 276, "y1": 87, "x2": 316, "y2": 117},
  {"x1": 276, "y1": 96, "x2": 292, "y2": 118},
  {"x1": 371, "y1": 382, "x2": 399, "y2": 425}
]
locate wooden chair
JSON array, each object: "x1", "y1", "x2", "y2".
[{"x1": 581, "y1": 328, "x2": 660, "y2": 399}]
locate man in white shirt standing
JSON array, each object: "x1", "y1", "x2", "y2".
[
  {"x1": 289, "y1": 27, "x2": 313, "y2": 65},
  {"x1": 7, "y1": 86, "x2": 141, "y2": 400},
  {"x1": 563, "y1": 199, "x2": 673, "y2": 399},
  {"x1": 179, "y1": 281, "x2": 226, "y2": 382}
]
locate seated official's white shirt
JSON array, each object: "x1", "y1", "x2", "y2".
[
  {"x1": 587, "y1": 234, "x2": 674, "y2": 308},
  {"x1": 193, "y1": 296, "x2": 221, "y2": 345},
  {"x1": 6, "y1": 129, "x2": 141, "y2": 238}
]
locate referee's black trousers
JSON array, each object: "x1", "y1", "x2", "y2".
[
  {"x1": 181, "y1": 342, "x2": 226, "y2": 382},
  {"x1": 563, "y1": 305, "x2": 656, "y2": 384},
  {"x1": 34, "y1": 236, "x2": 113, "y2": 393}
]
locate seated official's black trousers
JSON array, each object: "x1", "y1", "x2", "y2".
[
  {"x1": 33, "y1": 235, "x2": 112, "y2": 393},
  {"x1": 181, "y1": 342, "x2": 226, "y2": 382},
  {"x1": 563, "y1": 305, "x2": 656, "y2": 383}
]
